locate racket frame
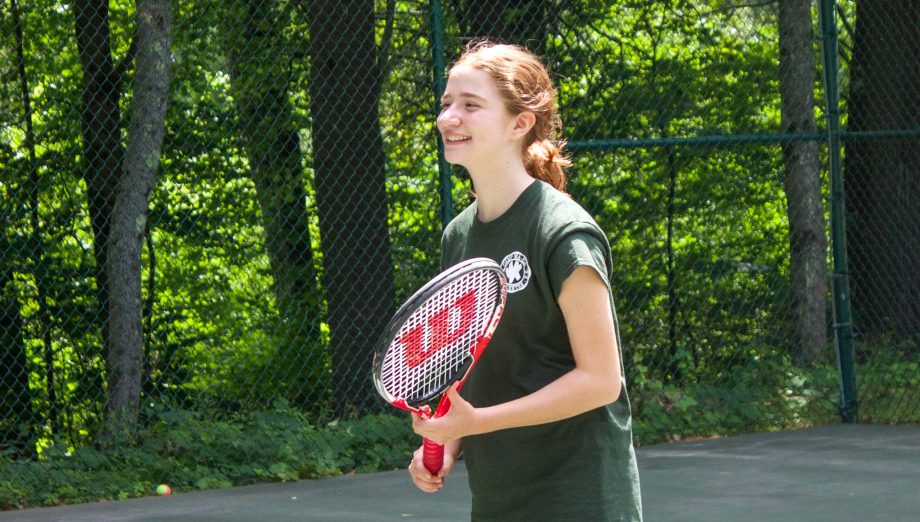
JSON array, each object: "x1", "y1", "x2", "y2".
[{"x1": 372, "y1": 257, "x2": 507, "y2": 416}]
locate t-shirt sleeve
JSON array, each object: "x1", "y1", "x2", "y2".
[
  {"x1": 439, "y1": 230, "x2": 449, "y2": 271},
  {"x1": 547, "y1": 229, "x2": 611, "y2": 300}
]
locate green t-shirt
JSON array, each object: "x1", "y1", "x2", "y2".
[{"x1": 441, "y1": 180, "x2": 643, "y2": 521}]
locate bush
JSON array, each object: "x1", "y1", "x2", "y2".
[
  {"x1": 631, "y1": 358, "x2": 840, "y2": 445},
  {"x1": 0, "y1": 401, "x2": 416, "y2": 510}
]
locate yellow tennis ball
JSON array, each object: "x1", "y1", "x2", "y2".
[{"x1": 156, "y1": 484, "x2": 172, "y2": 496}]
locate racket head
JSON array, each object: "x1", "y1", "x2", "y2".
[{"x1": 372, "y1": 258, "x2": 507, "y2": 412}]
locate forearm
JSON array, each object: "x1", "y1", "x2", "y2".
[
  {"x1": 413, "y1": 267, "x2": 624, "y2": 444},
  {"x1": 471, "y1": 366, "x2": 620, "y2": 435},
  {"x1": 445, "y1": 437, "x2": 462, "y2": 459}
]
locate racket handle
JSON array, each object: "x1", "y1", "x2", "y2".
[
  {"x1": 422, "y1": 437, "x2": 444, "y2": 474},
  {"x1": 421, "y1": 392, "x2": 455, "y2": 474}
]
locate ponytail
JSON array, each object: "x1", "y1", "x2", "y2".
[
  {"x1": 452, "y1": 42, "x2": 571, "y2": 193},
  {"x1": 525, "y1": 139, "x2": 571, "y2": 194}
]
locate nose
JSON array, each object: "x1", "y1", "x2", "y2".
[{"x1": 437, "y1": 107, "x2": 460, "y2": 129}]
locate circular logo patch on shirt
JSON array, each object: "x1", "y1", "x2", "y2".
[{"x1": 501, "y1": 251, "x2": 531, "y2": 293}]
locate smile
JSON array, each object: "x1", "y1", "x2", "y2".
[{"x1": 445, "y1": 135, "x2": 471, "y2": 143}]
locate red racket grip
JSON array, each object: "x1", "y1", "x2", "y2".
[
  {"x1": 422, "y1": 437, "x2": 444, "y2": 474},
  {"x1": 421, "y1": 394, "x2": 454, "y2": 474}
]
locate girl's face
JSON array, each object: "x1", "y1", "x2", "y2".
[{"x1": 437, "y1": 65, "x2": 525, "y2": 171}]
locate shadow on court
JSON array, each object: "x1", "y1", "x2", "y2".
[{"x1": 3, "y1": 424, "x2": 918, "y2": 521}]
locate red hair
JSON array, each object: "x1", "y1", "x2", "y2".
[{"x1": 451, "y1": 40, "x2": 570, "y2": 193}]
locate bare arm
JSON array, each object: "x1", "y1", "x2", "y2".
[{"x1": 412, "y1": 265, "x2": 622, "y2": 444}]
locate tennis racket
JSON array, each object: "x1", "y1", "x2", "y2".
[{"x1": 372, "y1": 257, "x2": 507, "y2": 474}]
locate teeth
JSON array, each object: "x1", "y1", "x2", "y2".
[{"x1": 446, "y1": 136, "x2": 470, "y2": 143}]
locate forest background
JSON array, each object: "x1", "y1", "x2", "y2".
[{"x1": 1, "y1": 0, "x2": 918, "y2": 509}]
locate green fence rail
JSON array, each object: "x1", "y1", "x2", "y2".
[{"x1": 1, "y1": 0, "x2": 918, "y2": 509}]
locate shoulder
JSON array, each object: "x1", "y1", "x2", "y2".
[
  {"x1": 440, "y1": 202, "x2": 478, "y2": 267},
  {"x1": 534, "y1": 181, "x2": 586, "y2": 213},
  {"x1": 532, "y1": 182, "x2": 609, "y2": 251},
  {"x1": 529, "y1": 182, "x2": 614, "y2": 291}
]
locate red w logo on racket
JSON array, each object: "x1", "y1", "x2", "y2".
[
  {"x1": 372, "y1": 258, "x2": 506, "y2": 474},
  {"x1": 400, "y1": 289, "x2": 477, "y2": 368}
]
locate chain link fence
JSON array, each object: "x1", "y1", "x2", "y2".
[
  {"x1": 840, "y1": 0, "x2": 920, "y2": 423},
  {"x1": 0, "y1": 0, "x2": 917, "y2": 508}
]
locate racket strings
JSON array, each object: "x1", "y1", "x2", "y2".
[{"x1": 379, "y1": 270, "x2": 500, "y2": 404}]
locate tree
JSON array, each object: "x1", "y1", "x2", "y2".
[
  {"x1": 307, "y1": 0, "x2": 396, "y2": 409},
  {"x1": 844, "y1": 0, "x2": 920, "y2": 346},
  {"x1": 4, "y1": 0, "x2": 40, "y2": 454},
  {"x1": 104, "y1": 0, "x2": 172, "y2": 434},
  {"x1": 0, "y1": 254, "x2": 33, "y2": 457},
  {"x1": 777, "y1": 0, "x2": 827, "y2": 363},
  {"x1": 456, "y1": 0, "x2": 549, "y2": 50},
  {"x1": 72, "y1": 0, "x2": 127, "y2": 373},
  {"x1": 223, "y1": 0, "x2": 326, "y2": 406}
]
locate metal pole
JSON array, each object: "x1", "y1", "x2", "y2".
[
  {"x1": 819, "y1": 0, "x2": 858, "y2": 423},
  {"x1": 429, "y1": 0, "x2": 454, "y2": 229}
]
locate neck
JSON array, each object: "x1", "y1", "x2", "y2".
[{"x1": 468, "y1": 159, "x2": 535, "y2": 223}]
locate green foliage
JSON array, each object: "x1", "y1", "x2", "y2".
[
  {"x1": 0, "y1": 0, "x2": 808, "y2": 450},
  {"x1": 632, "y1": 356, "x2": 841, "y2": 445},
  {"x1": 630, "y1": 344, "x2": 920, "y2": 444},
  {"x1": 856, "y1": 343, "x2": 920, "y2": 424},
  {"x1": 2, "y1": 0, "x2": 917, "y2": 512},
  {"x1": 0, "y1": 402, "x2": 416, "y2": 510}
]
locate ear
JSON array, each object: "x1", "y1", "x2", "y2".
[{"x1": 511, "y1": 111, "x2": 536, "y2": 139}]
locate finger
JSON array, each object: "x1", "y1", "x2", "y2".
[
  {"x1": 415, "y1": 479, "x2": 442, "y2": 493},
  {"x1": 437, "y1": 453, "x2": 455, "y2": 478},
  {"x1": 445, "y1": 382, "x2": 461, "y2": 401},
  {"x1": 416, "y1": 477, "x2": 443, "y2": 490},
  {"x1": 409, "y1": 455, "x2": 438, "y2": 481},
  {"x1": 409, "y1": 463, "x2": 444, "y2": 492},
  {"x1": 437, "y1": 458, "x2": 454, "y2": 478},
  {"x1": 411, "y1": 413, "x2": 426, "y2": 436},
  {"x1": 414, "y1": 472, "x2": 443, "y2": 486}
]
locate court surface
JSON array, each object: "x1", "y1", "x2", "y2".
[{"x1": 2, "y1": 424, "x2": 918, "y2": 521}]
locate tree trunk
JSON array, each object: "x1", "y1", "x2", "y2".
[
  {"x1": 105, "y1": 0, "x2": 171, "y2": 434},
  {"x1": 0, "y1": 267, "x2": 34, "y2": 458},
  {"x1": 9, "y1": 0, "x2": 42, "y2": 453},
  {"x1": 777, "y1": 0, "x2": 827, "y2": 364},
  {"x1": 845, "y1": 0, "x2": 920, "y2": 346},
  {"x1": 224, "y1": 0, "x2": 326, "y2": 406},
  {"x1": 307, "y1": 0, "x2": 395, "y2": 411},
  {"x1": 73, "y1": 0, "x2": 123, "y2": 378}
]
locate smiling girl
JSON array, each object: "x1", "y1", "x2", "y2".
[{"x1": 408, "y1": 41, "x2": 643, "y2": 521}]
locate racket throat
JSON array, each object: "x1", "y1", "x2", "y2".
[
  {"x1": 409, "y1": 356, "x2": 473, "y2": 410},
  {"x1": 413, "y1": 389, "x2": 454, "y2": 423}
]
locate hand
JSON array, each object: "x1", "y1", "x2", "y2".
[
  {"x1": 407, "y1": 443, "x2": 456, "y2": 493},
  {"x1": 411, "y1": 384, "x2": 477, "y2": 444}
]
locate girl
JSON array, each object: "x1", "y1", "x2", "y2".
[{"x1": 408, "y1": 41, "x2": 643, "y2": 521}]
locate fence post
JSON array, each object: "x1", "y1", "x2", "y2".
[
  {"x1": 429, "y1": 0, "x2": 454, "y2": 229},
  {"x1": 819, "y1": 0, "x2": 858, "y2": 423}
]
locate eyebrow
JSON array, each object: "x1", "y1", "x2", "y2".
[{"x1": 441, "y1": 92, "x2": 487, "y2": 103}]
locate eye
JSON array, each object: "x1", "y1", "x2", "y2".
[
  {"x1": 439, "y1": 102, "x2": 451, "y2": 111},
  {"x1": 465, "y1": 102, "x2": 479, "y2": 109}
]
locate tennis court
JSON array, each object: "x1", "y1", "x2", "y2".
[
  {"x1": 3, "y1": 423, "x2": 917, "y2": 522},
  {"x1": 5, "y1": 2, "x2": 920, "y2": 520}
]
